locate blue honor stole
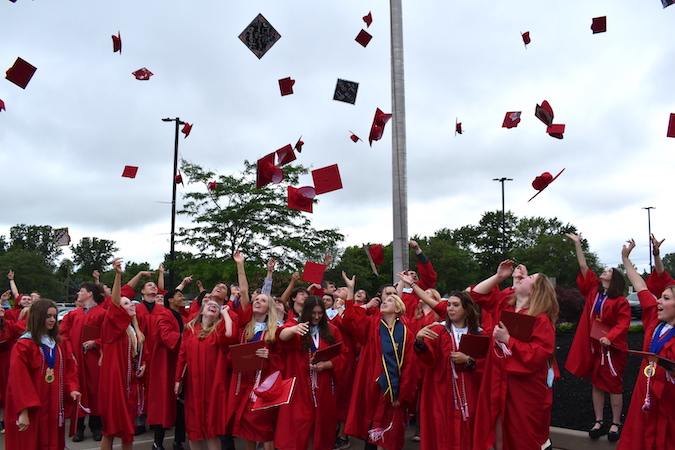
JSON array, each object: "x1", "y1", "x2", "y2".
[
  {"x1": 650, "y1": 322, "x2": 675, "y2": 355},
  {"x1": 377, "y1": 319, "x2": 406, "y2": 402}
]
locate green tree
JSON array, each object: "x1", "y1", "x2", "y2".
[
  {"x1": 325, "y1": 244, "x2": 394, "y2": 296},
  {"x1": 70, "y1": 237, "x2": 119, "y2": 276},
  {"x1": 0, "y1": 250, "x2": 62, "y2": 301},
  {"x1": 178, "y1": 159, "x2": 344, "y2": 270},
  {"x1": 422, "y1": 231, "x2": 480, "y2": 294},
  {"x1": 661, "y1": 253, "x2": 675, "y2": 275},
  {"x1": 9, "y1": 224, "x2": 63, "y2": 263}
]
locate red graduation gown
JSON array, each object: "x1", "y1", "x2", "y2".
[
  {"x1": 565, "y1": 269, "x2": 630, "y2": 393},
  {"x1": 470, "y1": 287, "x2": 555, "y2": 450},
  {"x1": 99, "y1": 304, "x2": 144, "y2": 444},
  {"x1": 415, "y1": 324, "x2": 485, "y2": 450},
  {"x1": 176, "y1": 318, "x2": 237, "y2": 441},
  {"x1": 400, "y1": 260, "x2": 438, "y2": 321},
  {"x1": 274, "y1": 322, "x2": 348, "y2": 450},
  {"x1": 59, "y1": 304, "x2": 106, "y2": 416},
  {"x1": 342, "y1": 300, "x2": 417, "y2": 450},
  {"x1": 617, "y1": 290, "x2": 675, "y2": 450},
  {"x1": 147, "y1": 306, "x2": 186, "y2": 428},
  {"x1": 4, "y1": 337, "x2": 79, "y2": 450}
]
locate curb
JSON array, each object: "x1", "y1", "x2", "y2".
[{"x1": 550, "y1": 426, "x2": 619, "y2": 450}]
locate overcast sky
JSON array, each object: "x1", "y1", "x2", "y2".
[{"x1": 1, "y1": 0, "x2": 674, "y2": 276}]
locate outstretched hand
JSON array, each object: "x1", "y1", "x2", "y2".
[
  {"x1": 112, "y1": 258, "x2": 123, "y2": 274},
  {"x1": 564, "y1": 232, "x2": 582, "y2": 244},
  {"x1": 397, "y1": 271, "x2": 414, "y2": 285},
  {"x1": 651, "y1": 234, "x2": 665, "y2": 253},
  {"x1": 342, "y1": 271, "x2": 355, "y2": 289},
  {"x1": 622, "y1": 239, "x2": 636, "y2": 258},
  {"x1": 496, "y1": 260, "x2": 515, "y2": 279}
]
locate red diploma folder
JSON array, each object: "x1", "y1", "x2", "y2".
[
  {"x1": 590, "y1": 320, "x2": 612, "y2": 341},
  {"x1": 81, "y1": 324, "x2": 100, "y2": 342},
  {"x1": 499, "y1": 309, "x2": 536, "y2": 342},
  {"x1": 230, "y1": 341, "x2": 268, "y2": 373},
  {"x1": 313, "y1": 342, "x2": 342, "y2": 362},
  {"x1": 459, "y1": 334, "x2": 490, "y2": 358},
  {"x1": 68, "y1": 400, "x2": 79, "y2": 437},
  {"x1": 628, "y1": 350, "x2": 675, "y2": 372}
]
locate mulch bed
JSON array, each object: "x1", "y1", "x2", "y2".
[{"x1": 551, "y1": 331, "x2": 644, "y2": 431}]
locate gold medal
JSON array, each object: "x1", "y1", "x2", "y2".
[
  {"x1": 45, "y1": 367, "x2": 55, "y2": 383},
  {"x1": 644, "y1": 363, "x2": 656, "y2": 378}
]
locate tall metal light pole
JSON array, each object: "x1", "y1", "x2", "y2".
[
  {"x1": 493, "y1": 177, "x2": 513, "y2": 257},
  {"x1": 162, "y1": 117, "x2": 185, "y2": 288},
  {"x1": 390, "y1": 0, "x2": 408, "y2": 276},
  {"x1": 643, "y1": 206, "x2": 655, "y2": 272}
]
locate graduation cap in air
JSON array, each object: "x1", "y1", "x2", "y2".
[
  {"x1": 251, "y1": 371, "x2": 296, "y2": 411},
  {"x1": 182, "y1": 122, "x2": 193, "y2": 138},
  {"x1": 239, "y1": 14, "x2": 282, "y2": 59},
  {"x1": 122, "y1": 166, "x2": 139, "y2": 178},
  {"x1": 279, "y1": 77, "x2": 295, "y2": 96},
  {"x1": 301, "y1": 261, "x2": 327, "y2": 284},
  {"x1": 528, "y1": 169, "x2": 565, "y2": 202},
  {"x1": 312, "y1": 164, "x2": 343, "y2": 195},
  {"x1": 256, "y1": 153, "x2": 284, "y2": 189},
  {"x1": 521, "y1": 31, "x2": 531, "y2": 47},
  {"x1": 591, "y1": 16, "x2": 607, "y2": 34},
  {"x1": 363, "y1": 12, "x2": 373, "y2": 27},
  {"x1": 369, "y1": 108, "x2": 392, "y2": 146},
  {"x1": 363, "y1": 244, "x2": 384, "y2": 276},
  {"x1": 663, "y1": 0, "x2": 675, "y2": 8},
  {"x1": 0, "y1": 99, "x2": 5, "y2": 112},
  {"x1": 276, "y1": 144, "x2": 296, "y2": 165},
  {"x1": 547, "y1": 124, "x2": 565, "y2": 139},
  {"x1": 349, "y1": 131, "x2": 362, "y2": 143},
  {"x1": 455, "y1": 119, "x2": 463, "y2": 136},
  {"x1": 287, "y1": 186, "x2": 315, "y2": 213},
  {"x1": 6, "y1": 57, "x2": 37, "y2": 89},
  {"x1": 294, "y1": 136, "x2": 304, "y2": 153},
  {"x1": 207, "y1": 181, "x2": 217, "y2": 191},
  {"x1": 667, "y1": 114, "x2": 675, "y2": 138},
  {"x1": 535, "y1": 101, "x2": 554, "y2": 127},
  {"x1": 502, "y1": 111, "x2": 521, "y2": 128},
  {"x1": 174, "y1": 172, "x2": 184, "y2": 186},
  {"x1": 355, "y1": 30, "x2": 373, "y2": 47},
  {"x1": 112, "y1": 31, "x2": 122, "y2": 54},
  {"x1": 333, "y1": 79, "x2": 359, "y2": 105},
  {"x1": 132, "y1": 68, "x2": 153, "y2": 80}
]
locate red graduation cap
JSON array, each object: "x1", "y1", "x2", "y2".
[
  {"x1": 547, "y1": 124, "x2": 565, "y2": 139},
  {"x1": 6, "y1": 57, "x2": 37, "y2": 89},
  {"x1": 112, "y1": 31, "x2": 122, "y2": 54},
  {"x1": 0, "y1": 99, "x2": 5, "y2": 112},
  {"x1": 369, "y1": 108, "x2": 392, "y2": 146},
  {"x1": 502, "y1": 111, "x2": 521, "y2": 128},
  {"x1": 363, "y1": 12, "x2": 373, "y2": 27},
  {"x1": 521, "y1": 31, "x2": 531, "y2": 47},
  {"x1": 287, "y1": 186, "x2": 316, "y2": 213},
  {"x1": 251, "y1": 371, "x2": 296, "y2": 411},
  {"x1": 122, "y1": 166, "x2": 138, "y2": 178},
  {"x1": 279, "y1": 77, "x2": 295, "y2": 96},
  {"x1": 301, "y1": 261, "x2": 327, "y2": 284},
  {"x1": 355, "y1": 29, "x2": 373, "y2": 47},
  {"x1": 455, "y1": 119, "x2": 462, "y2": 136},
  {"x1": 667, "y1": 113, "x2": 675, "y2": 138},
  {"x1": 132, "y1": 67, "x2": 153, "y2": 80},
  {"x1": 207, "y1": 181, "x2": 217, "y2": 191},
  {"x1": 181, "y1": 122, "x2": 193, "y2": 138},
  {"x1": 294, "y1": 136, "x2": 304, "y2": 153},
  {"x1": 363, "y1": 243, "x2": 384, "y2": 276},
  {"x1": 174, "y1": 172, "x2": 184, "y2": 185},
  {"x1": 535, "y1": 101, "x2": 554, "y2": 127},
  {"x1": 256, "y1": 153, "x2": 284, "y2": 189},
  {"x1": 349, "y1": 131, "x2": 361, "y2": 142},
  {"x1": 276, "y1": 144, "x2": 296, "y2": 165},
  {"x1": 591, "y1": 16, "x2": 607, "y2": 34},
  {"x1": 528, "y1": 169, "x2": 565, "y2": 202},
  {"x1": 312, "y1": 164, "x2": 343, "y2": 195}
]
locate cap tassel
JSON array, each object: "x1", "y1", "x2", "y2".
[{"x1": 368, "y1": 421, "x2": 394, "y2": 442}]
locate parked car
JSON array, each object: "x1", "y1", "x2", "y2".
[
  {"x1": 57, "y1": 305, "x2": 77, "y2": 323},
  {"x1": 626, "y1": 293, "x2": 642, "y2": 320}
]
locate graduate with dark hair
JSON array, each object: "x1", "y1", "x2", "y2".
[{"x1": 4, "y1": 299, "x2": 80, "y2": 449}]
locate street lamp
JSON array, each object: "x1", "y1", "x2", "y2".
[
  {"x1": 643, "y1": 206, "x2": 655, "y2": 272},
  {"x1": 162, "y1": 117, "x2": 185, "y2": 288},
  {"x1": 493, "y1": 177, "x2": 513, "y2": 257}
]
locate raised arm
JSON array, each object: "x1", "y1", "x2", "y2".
[
  {"x1": 111, "y1": 258, "x2": 123, "y2": 307},
  {"x1": 279, "y1": 271, "x2": 299, "y2": 307},
  {"x1": 565, "y1": 232, "x2": 589, "y2": 277},
  {"x1": 175, "y1": 275, "x2": 194, "y2": 292},
  {"x1": 126, "y1": 269, "x2": 154, "y2": 290},
  {"x1": 261, "y1": 258, "x2": 275, "y2": 296},
  {"x1": 651, "y1": 234, "x2": 666, "y2": 275},
  {"x1": 341, "y1": 271, "x2": 355, "y2": 301},
  {"x1": 397, "y1": 271, "x2": 439, "y2": 309},
  {"x1": 233, "y1": 251, "x2": 250, "y2": 310},
  {"x1": 7, "y1": 270, "x2": 18, "y2": 300},
  {"x1": 622, "y1": 239, "x2": 647, "y2": 292},
  {"x1": 473, "y1": 260, "x2": 514, "y2": 294},
  {"x1": 157, "y1": 264, "x2": 165, "y2": 291}
]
